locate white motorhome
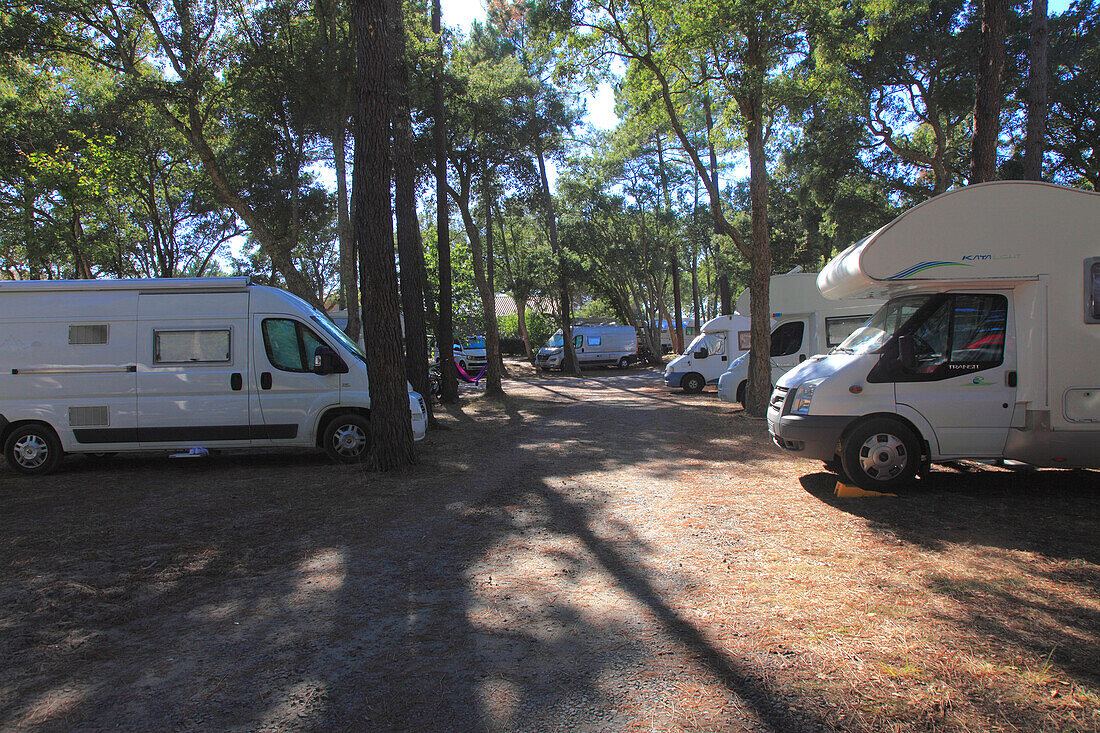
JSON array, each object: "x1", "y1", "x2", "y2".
[
  {"x1": 0, "y1": 278, "x2": 427, "y2": 475},
  {"x1": 536, "y1": 325, "x2": 638, "y2": 370},
  {"x1": 767, "y1": 182, "x2": 1100, "y2": 489},
  {"x1": 717, "y1": 273, "x2": 881, "y2": 404},
  {"x1": 663, "y1": 314, "x2": 752, "y2": 393}
]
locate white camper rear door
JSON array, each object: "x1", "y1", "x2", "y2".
[{"x1": 136, "y1": 294, "x2": 253, "y2": 446}]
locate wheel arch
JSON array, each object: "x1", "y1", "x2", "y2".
[
  {"x1": 838, "y1": 411, "x2": 932, "y2": 463},
  {"x1": 315, "y1": 407, "x2": 371, "y2": 448},
  {"x1": 1, "y1": 418, "x2": 61, "y2": 450}
]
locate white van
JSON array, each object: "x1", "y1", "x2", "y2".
[
  {"x1": 663, "y1": 314, "x2": 752, "y2": 393},
  {"x1": 767, "y1": 182, "x2": 1100, "y2": 489},
  {"x1": 536, "y1": 325, "x2": 638, "y2": 369},
  {"x1": 0, "y1": 278, "x2": 427, "y2": 475},
  {"x1": 717, "y1": 273, "x2": 881, "y2": 404}
]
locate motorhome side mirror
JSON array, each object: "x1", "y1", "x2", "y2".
[
  {"x1": 313, "y1": 345, "x2": 346, "y2": 375},
  {"x1": 694, "y1": 347, "x2": 709, "y2": 359},
  {"x1": 897, "y1": 334, "x2": 916, "y2": 370}
]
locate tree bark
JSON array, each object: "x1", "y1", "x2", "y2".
[
  {"x1": 353, "y1": 0, "x2": 415, "y2": 469},
  {"x1": 1023, "y1": 0, "x2": 1048, "y2": 180},
  {"x1": 389, "y1": 0, "x2": 435, "y2": 426},
  {"x1": 740, "y1": 30, "x2": 773, "y2": 418},
  {"x1": 971, "y1": 0, "x2": 1009, "y2": 183},
  {"x1": 333, "y1": 121, "x2": 361, "y2": 340},
  {"x1": 432, "y1": 0, "x2": 458, "y2": 402},
  {"x1": 474, "y1": 160, "x2": 503, "y2": 395},
  {"x1": 535, "y1": 135, "x2": 580, "y2": 376}
]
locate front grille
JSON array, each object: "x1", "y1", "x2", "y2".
[
  {"x1": 417, "y1": 396, "x2": 426, "y2": 415},
  {"x1": 536, "y1": 353, "x2": 549, "y2": 362},
  {"x1": 769, "y1": 386, "x2": 789, "y2": 413}
]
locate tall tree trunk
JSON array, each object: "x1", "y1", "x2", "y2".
[
  {"x1": 535, "y1": 135, "x2": 580, "y2": 376},
  {"x1": 432, "y1": 0, "x2": 458, "y2": 402},
  {"x1": 703, "y1": 80, "x2": 732, "y2": 316},
  {"x1": 488, "y1": 201, "x2": 508, "y2": 378},
  {"x1": 333, "y1": 121, "x2": 361, "y2": 341},
  {"x1": 1023, "y1": 0, "x2": 1048, "y2": 180},
  {"x1": 353, "y1": 0, "x2": 415, "y2": 469},
  {"x1": 473, "y1": 160, "x2": 503, "y2": 396},
  {"x1": 691, "y1": 172, "x2": 701, "y2": 331},
  {"x1": 971, "y1": 0, "x2": 1009, "y2": 183},
  {"x1": 741, "y1": 32, "x2": 773, "y2": 418},
  {"x1": 515, "y1": 296, "x2": 533, "y2": 363},
  {"x1": 655, "y1": 133, "x2": 683, "y2": 353},
  {"x1": 388, "y1": 0, "x2": 434, "y2": 427}
]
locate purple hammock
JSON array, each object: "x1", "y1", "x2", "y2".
[{"x1": 454, "y1": 359, "x2": 488, "y2": 384}]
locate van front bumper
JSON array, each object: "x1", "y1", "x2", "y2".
[
  {"x1": 767, "y1": 413, "x2": 852, "y2": 461},
  {"x1": 664, "y1": 371, "x2": 685, "y2": 388}
]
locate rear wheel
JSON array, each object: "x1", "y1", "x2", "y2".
[
  {"x1": 322, "y1": 414, "x2": 371, "y2": 464},
  {"x1": 618, "y1": 356, "x2": 630, "y2": 369},
  {"x1": 840, "y1": 418, "x2": 920, "y2": 491},
  {"x1": 4, "y1": 423, "x2": 63, "y2": 476},
  {"x1": 682, "y1": 372, "x2": 705, "y2": 394}
]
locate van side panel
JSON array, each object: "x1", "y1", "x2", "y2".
[{"x1": 0, "y1": 290, "x2": 138, "y2": 452}]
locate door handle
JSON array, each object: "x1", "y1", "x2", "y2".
[
  {"x1": 1007, "y1": 370, "x2": 1017, "y2": 388},
  {"x1": 261, "y1": 372, "x2": 272, "y2": 390},
  {"x1": 230, "y1": 372, "x2": 243, "y2": 391}
]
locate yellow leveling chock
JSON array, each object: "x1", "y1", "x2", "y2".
[{"x1": 834, "y1": 481, "x2": 897, "y2": 498}]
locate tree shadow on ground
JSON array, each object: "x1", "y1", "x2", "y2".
[
  {"x1": 800, "y1": 467, "x2": 1100, "y2": 719},
  {"x1": 0, "y1": 371, "x2": 836, "y2": 730}
]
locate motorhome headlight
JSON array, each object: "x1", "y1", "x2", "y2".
[
  {"x1": 730, "y1": 353, "x2": 747, "y2": 368},
  {"x1": 791, "y1": 378, "x2": 825, "y2": 414}
]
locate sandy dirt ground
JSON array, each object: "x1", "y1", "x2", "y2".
[{"x1": 1, "y1": 361, "x2": 1098, "y2": 731}]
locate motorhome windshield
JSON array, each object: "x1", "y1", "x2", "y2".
[
  {"x1": 546, "y1": 332, "x2": 564, "y2": 348},
  {"x1": 311, "y1": 313, "x2": 366, "y2": 363},
  {"x1": 834, "y1": 295, "x2": 933, "y2": 355},
  {"x1": 685, "y1": 334, "x2": 707, "y2": 354}
]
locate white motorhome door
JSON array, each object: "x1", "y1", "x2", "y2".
[
  {"x1": 893, "y1": 293, "x2": 1017, "y2": 456},
  {"x1": 252, "y1": 315, "x2": 342, "y2": 442},
  {"x1": 769, "y1": 319, "x2": 809, "y2": 383},
  {"x1": 135, "y1": 293, "x2": 253, "y2": 445}
]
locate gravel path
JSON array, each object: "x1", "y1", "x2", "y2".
[{"x1": 2, "y1": 364, "x2": 1097, "y2": 731}]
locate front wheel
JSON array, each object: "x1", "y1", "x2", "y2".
[
  {"x1": 322, "y1": 414, "x2": 371, "y2": 464},
  {"x1": 682, "y1": 373, "x2": 705, "y2": 394},
  {"x1": 840, "y1": 418, "x2": 920, "y2": 491},
  {"x1": 4, "y1": 423, "x2": 64, "y2": 476}
]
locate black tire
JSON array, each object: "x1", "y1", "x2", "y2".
[
  {"x1": 736, "y1": 381, "x2": 747, "y2": 407},
  {"x1": 840, "y1": 417, "x2": 921, "y2": 491},
  {"x1": 4, "y1": 423, "x2": 63, "y2": 476},
  {"x1": 618, "y1": 356, "x2": 630, "y2": 369},
  {"x1": 682, "y1": 373, "x2": 705, "y2": 394},
  {"x1": 322, "y1": 414, "x2": 371, "y2": 464}
]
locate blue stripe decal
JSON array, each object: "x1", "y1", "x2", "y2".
[{"x1": 887, "y1": 261, "x2": 973, "y2": 280}]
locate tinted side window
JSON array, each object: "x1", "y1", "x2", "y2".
[
  {"x1": 770, "y1": 321, "x2": 805, "y2": 357},
  {"x1": 263, "y1": 319, "x2": 305, "y2": 371},
  {"x1": 588, "y1": 335, "x2": 602, "y2": 346},
  {"x1": 896, "y1": 294, "x2": 1007, "y2": 381},
  {"x1": 262, "y1": 318, "x2": 328, "y2": 372},
  {"x1": 154, "y1": 329, "x2": 231, "y2": 364}
]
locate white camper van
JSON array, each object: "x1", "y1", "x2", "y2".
[
  {"x1": 0, "y1": 278, "x2": 427, "y2": 475},
  {"x1": 767, "y1": 182, "x2": 1100, "y2": 489},
  {"x1": 717, "y1": 273, "x2": 881, "y2": 404},
  {"x1": 536, "y1": 325, "x2": 638, "y2": 369},
  {"x1": 664, "y1": 314, "x2": 752, "y2": 393}
]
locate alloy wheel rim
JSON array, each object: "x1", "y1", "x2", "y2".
[
  {"x1": 332, "y1": 424, "x2": 367, "y2": 457},
  {"x1": 13, "y1": 435, "x2": 48, "y2": 468},
  {"x1": 857, "y1": 432, "x2": 907, "y2": 481}
]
